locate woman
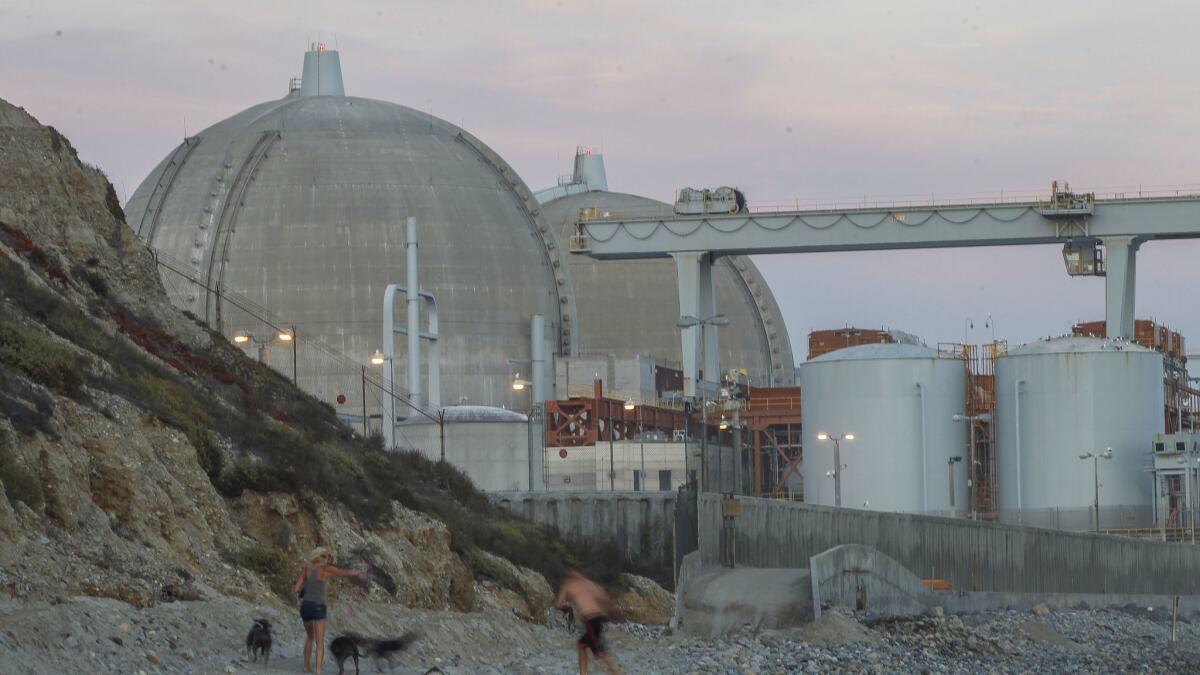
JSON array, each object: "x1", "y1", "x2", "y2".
[{"x1": 293, "y1": 547, "x2": 366, "y2": 674}]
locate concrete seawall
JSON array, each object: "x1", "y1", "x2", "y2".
[
  {"x1": 701, "y1": 495, "x2": 1200, "y2": 595},
  {"x1": 492, "y1": 491, "x2": 677, "y2": 581}
]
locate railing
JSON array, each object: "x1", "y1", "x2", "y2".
[
  {"x1": 742, "y1": 396, "x2": 801, "y2": 412},
  {"x1": 577, "y1": 183, "x2": 1200, "y2": 222}
]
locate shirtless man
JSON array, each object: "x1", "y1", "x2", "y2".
[{"x1": 553, "y1": 569, "x2": 623, "y2": 675}]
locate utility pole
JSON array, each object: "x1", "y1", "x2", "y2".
[
  {"x1": 360, "y1": 365, "x2": 368, "y2": 436},
  {"x1": 1080, "y1": 448, "x2": 1113, "y2": 532}
]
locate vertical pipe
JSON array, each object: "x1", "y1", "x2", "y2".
[
  {"x1": 916, "y1": 382, "x2": 928, "y2": 513},
  {"x1": 406, "y1": 216, "x2": 421, "y2": 410},
  {"x1": 382, "y1": 284, "x2": 397, "y2": 449},
  {"x1": 1015, "y1": 379, "x2": 1025, "y2": 521},
  {"x1": 531, "y1": 315, "x2": 545, "y2": 491},
  {"x1": 427, "y1": 297, "x2": 440, "y2": 409}
]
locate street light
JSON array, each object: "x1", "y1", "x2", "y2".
[
  {"x1": 624, "y1": 399, "x2": 646, "y2": 491},
  {"x1": 511, "y1": 372, "x2": 531, "y2": 391},
  {"x1": 676, "y1": 313, "x2": 730, "y2": 492},
  {"x1": 816, "y1": 432, "x2": 854, "y2": 507},
  {"x1": 231, "y1": 326, "x2": 299, "y2": 383},
  {"x1": 1079, "y1": 448, "x2": 1114, "y2": 532},
  {"x1": 370, "y1": 350, "x2": 395, "y2": 447}
]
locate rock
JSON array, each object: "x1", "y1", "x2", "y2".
[
  {"x1": 1031, "y1": 603, "x2": 1051, "y2": 616},
  {"x1": 145, "y1": 651, "x2": 159, "y2": 665},
  {"x1": 612, "y1": 573, "x2": 675, "y2": 625},
  {"x1": 799, "y1": 611, "x2": 882, "y2": 647},
  {"x1": 926, "y1": 606, "x2": 944, "y2": 618}
]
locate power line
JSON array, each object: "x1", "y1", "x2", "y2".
[{"x1": 152, "y1": 250, "x2": 439, "y2": 423}]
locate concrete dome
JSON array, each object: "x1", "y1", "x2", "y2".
[
  {"x1": 537, "y1": 155, "x2": 794, "y2": 386},
  {"x1": 126, "y1": 49, "x2": 571, "y2": 412}
]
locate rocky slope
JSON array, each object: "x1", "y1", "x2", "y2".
[{"x1": 0, "y1": 96, "x2": 668, "y2": 672}]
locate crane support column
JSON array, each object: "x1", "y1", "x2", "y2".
[
  {"x1": 1103, "y1": 236, "x2": 1140, "y2": 340},
  {"x1": 673, "y1": 252, "x2": 719, "y2": 398}
]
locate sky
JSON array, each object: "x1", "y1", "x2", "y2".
[{"x1": 2, "y1": 0, "x2": 1198, "y2": 363}]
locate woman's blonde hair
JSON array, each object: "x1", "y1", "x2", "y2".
[{"x1": 307, "y1": 546, "x2": 332, "y2": 564}]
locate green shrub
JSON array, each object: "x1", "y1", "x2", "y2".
[
  {"x1": 187, "y1": 422, "x2": 222, "y2": 477},
  {"x1": 131, "y1": 374, "x2": 207, "y2": 429},
  {"x1": 230, "y1": 545, "x2": 294, "y2": 599},
  {"x1": 0, "y1": 319, "x2": 83, "y2": 396},
  {"x1": 465, "y1": 548, "x2": 519, "y2": 589}
]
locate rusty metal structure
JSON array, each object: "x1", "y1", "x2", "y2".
[
  {"x1": 740, "y1": 385, "x2": 802, "y2": 496},
  {"x1": 951, "y1": 342, "x2": 1007, "y2": 516},
  {"x1": 808, "y1": 328, "x2": 895, "y2": 359},
  {"x1": 544, "y1": 379, "x2": 687, "y2": 448},
  {"x1": 543, "y1": 378, "x2": 803, "y2": 495}
]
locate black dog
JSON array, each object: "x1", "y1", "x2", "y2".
[
  {"x1": 245, "y1": 618, "x2": 272, "y2": 665},
  {"x1": 329, "y1": 631, "x2": 418, "y2": 674}
]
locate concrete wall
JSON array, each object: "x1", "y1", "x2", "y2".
[
  {"x1": 401, "y1": 421, "x2": 531, "y2": 492},
  {"x1": 492, "y1": 491, "x2": 676, "y2": 580},
  {"x1": 700, "y1": 495, "x2": 1200, "y2": 595},
  {"x1": 545, "y1": 441, "x2": 690, "y2": 492}
]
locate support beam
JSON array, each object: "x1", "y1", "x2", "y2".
[
  {"x1": 1103, "y1": 236, "x2": 1140, "y2": 340},
  {"x1": 673, "y1": 252, "x2": 719, "y2": 398},
  {"x1": 577, "y1": 195, "x2": 1200, "y2": 259}
]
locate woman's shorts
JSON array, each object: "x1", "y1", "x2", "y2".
[{"x1": 299, "y1": 600, "x2": 327, "y2": 622}]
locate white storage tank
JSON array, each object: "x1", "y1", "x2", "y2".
[
  {"x1": 994, "y1": 337, "x2": 1163, "y2": 528},
  {"x1": 799, "y1": 344, "x2": 967, "y2": 514}
]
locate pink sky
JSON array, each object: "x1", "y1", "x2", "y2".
[{"x1": 3, "y1": 0, "x2": 1198, "y2": 361}]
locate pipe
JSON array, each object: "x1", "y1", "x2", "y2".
[
  {"x1": 1014, "y1": 379, "x2": 1025, "y2": 521},
  {"x1": 382, "y1": 284, "x2": 396, "y2": 449},
  {"x1": 406, "y1": 216, "x2": 421, "y2": 410},
  {"x1": 530, "y1": 315, "x2": 546, "y2": 491},
  {"x1": 916, "y1": 382, "x2": 928, "y2": 513},
  {"x1": 531, "y1": 315, "x2": 545, "y2": 406}
]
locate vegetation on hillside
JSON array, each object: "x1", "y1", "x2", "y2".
[{"x1": 0, "y1": 239, "x2": 665, "y2": 593}]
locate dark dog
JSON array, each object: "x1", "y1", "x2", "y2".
[
  {"x1": 245, "y1": 618, "x2": 272, "y2": 665},
  {"x1": 329, "y1": 631, "x2": 419, "y2": 674}
]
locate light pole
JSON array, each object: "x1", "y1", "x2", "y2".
[
  {"x1": 1079, "y1": 448, "x2": 1113, "y2": 532},
  {"x1": 816, "y1": 432, "x2": 854, "y2": 507},
  {"x1": 233, "y1": 327, "x2": 297, "y2": 382},
  {"x1": 625, "y1": 399, "x2": 644, "y2": 491},
  {"x1": 947, "y1": 456, "x2": 963, "y2": 517},
  {"x1": 677, "y1": 314, "x2": 730, "y2": 493},
  {"x1": 370, "y1": 350, "x2": 394, "y2": 447},
  {"x1": 952, "y1": 413, "x2": 991, "y2": 517}
]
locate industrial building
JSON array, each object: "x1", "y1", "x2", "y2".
[
  {"x1": 121, "y1": 46, "x2": 1200, "y2": 541},
  {"x1": 125, "y1": 46, "x2": 790, "y2": 440}
]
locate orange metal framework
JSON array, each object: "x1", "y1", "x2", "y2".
[
  {"x1": 544, "y1": 379, "x2": 688, "y2": 447},
  {"x1": 742, "y1": 386, "x2": 803, "y2": 496},
  {"x1": 963, "y1": 342, "x2": 1005, "y2": 515},
  {"x1": 542, "y1": 380, "x2": 804, "y2": 496},
  {"x1": 808, "y1": 328, "x2": 894, "y2": 360}
]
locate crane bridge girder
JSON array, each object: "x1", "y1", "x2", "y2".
[{"x1": 572, "y1": 192, "x2": 1200, "y2": 397}]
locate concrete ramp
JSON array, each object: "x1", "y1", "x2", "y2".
[
  {"x1": 679, "y1": 566, "x2": 813, "y2": 637},
  {"x1": 810, "y1": 544, "x2": 931, "y2": 617}
]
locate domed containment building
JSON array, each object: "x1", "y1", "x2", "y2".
[
  {"x1": 126, "y1": 47, "x2": 794, "y2": 428},
  {"x1": 536, "y1": 149, "x2": 794, "y2": 387},
  {"x1": 126, "y1": 47, "x2": 570, "y2": 412}
]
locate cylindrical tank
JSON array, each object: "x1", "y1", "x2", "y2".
[
  {"x1": 994, "y1": 337, "x2": 1163, "y2": 527},
  {"x1": 799, "y1": 343, "x2": 967, "y2": 514}
]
